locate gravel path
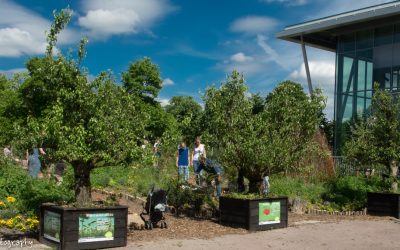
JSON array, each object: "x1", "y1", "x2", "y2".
[{"x1": 121, "y1": 219, "x2": 400, "y2": 250}]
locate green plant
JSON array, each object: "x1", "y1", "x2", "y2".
[
  {"x1": 203, "y1": 73, "x2": 326, "y2": 193},
  {"x1": 323, "y1": 175, "x2": 386, "y2": 211},
  {"x1": 344, "y1": 83, "x2": 400, "y2": 191}
]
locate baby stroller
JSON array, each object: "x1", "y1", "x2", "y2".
[{"x1": 140, "y1": 187, "x2": 168, "y2": 230}]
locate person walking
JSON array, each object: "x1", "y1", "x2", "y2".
[
  {"x1": 3, "y1": 144, "x2": 12, "y2": 157},
  {"x1": 28, "y1": 147, "x2": 46, "y2": 178},
  {"x1": 176, "y1": 142, "x2": 189, "y2": 183},
  {"x1": 191, "y1": 137, "x2": 206, "y2": 186}
]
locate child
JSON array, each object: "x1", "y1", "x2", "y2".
[{"x1": 176, "y1": 142, "x2": 189, "y2": 183}]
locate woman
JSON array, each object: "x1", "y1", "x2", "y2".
[
  {"x1": 191, "y1": 137, "x2": 206, "y2": 185},
  {"x1": 28, "y1": 147, "x2": 46, "y2": 178}
]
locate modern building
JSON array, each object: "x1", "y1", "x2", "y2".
[{"x1": 277, "y1": 1, "x2": 400, "y2": 155}]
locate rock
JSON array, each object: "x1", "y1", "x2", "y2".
[{"x1": 291, "y1": 197, "x2": 308, "y2": 214}]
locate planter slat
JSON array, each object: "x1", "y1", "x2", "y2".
[{"x1": 367, "y1": 192, "x2": 400, "y2": 219}]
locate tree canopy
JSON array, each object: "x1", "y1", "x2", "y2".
[
  {"x1": 165, "y1": 96, "x2": 203, "y2": 145},
  {"x1": 344, "y1": 84, "x2": 400, "y2": 171},
  {"x1": 203, "y1": 71, "x2": 325, "y2": 192},
  {"x1": 122, "y1": 57, "x2": 163, "y2": 105}
]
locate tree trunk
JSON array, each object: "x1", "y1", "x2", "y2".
[
  {"x1": 237, "y1": 169, "x2": 245, "y2": 193},
  {"x1": 74, "y1": 161, "x2": 92, "y2": 206},
  {"x1": 248, "y1": 180, "x2": 263, "y2": 194},
  {"x1": 390, "y1": 160, "x2": 398, "y2": 192}
]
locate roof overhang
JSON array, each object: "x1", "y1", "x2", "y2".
[{"x1": 276, "y1": 1, "x2": 400, "y2": 52}]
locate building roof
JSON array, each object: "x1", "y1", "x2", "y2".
[{"x1": 276, "y1": 1, "x2": 400, "y2": 51}]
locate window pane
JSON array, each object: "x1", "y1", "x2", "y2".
[
  {"x1": 357, "y1": 29, "x2": 373, "y2": 50},
  {"x1": 395, "y1": 24, "x2": 400, "y2": 43},
  {"x1": 393, "y1": 42, "x2": 400, "y2": 69},
  {"x1": 343, "y1": 95, "x2": 353, "y2": 121},
  {"x1": 356, "y1": 97, "x2": 365, "y2": 117},
  {"x1": 373, "y1": 45, "x2": 392, "y2": 89},
  {"x1": 393, "y1": 68, "x2": 400, "y2": 91},
  {"x1": 342, "y1": 56, "x2": 355, "y2": 93},
  {"x1": 358, "y1": 60, "x2": 366, "y2": 91},
  {"x1": 366, "y1": 62, "x2": 373, "y2": 90},
  {"x1": 375, "y1": 25, "x2": 393, "y2": 46},
  {"x1": 339, "y1": 33, "x2": 355, "y2": 52}
]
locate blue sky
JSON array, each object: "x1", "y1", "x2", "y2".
[{"x1": 0, "y1": 0, "x2": 394, "y2": 118}]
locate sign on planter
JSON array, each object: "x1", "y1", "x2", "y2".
[
  {"x1": 258, "y1": 201, "x2": 281, "y2": 225},
  {"x1": 78, "y1": 213, "x2": 115, "y2": 243},
  {"x1": 43, "y1": 211, "x2": 61, "y2": 242}
]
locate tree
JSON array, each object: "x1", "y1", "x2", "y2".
[
  {"x1": 122, "y1": 57, "x2": 162, "y2": 104},
  {"x1": 345, "y1": 84, "x2": 400, "y2": 189},
  {"x1": 263, "y1": 81, "x2": 325, "y2": 176},
  {"x1": 17, "y1": 10, "x2": 147, "y2": 205},
  {"x1": 165, "y1": 96, "x2": 203, "y2": 145},
  {"x1": 203, "y1": 71, "x2": 325, "y2": 193}
]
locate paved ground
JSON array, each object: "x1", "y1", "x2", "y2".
[
  {"x1": 8, "y1": 217, "x2": 399, "y2": 250},
  {"x1": 122, "y1": 219, "x2": 400, "y2": 250}
]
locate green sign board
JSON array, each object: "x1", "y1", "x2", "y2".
[
  {"x1": 43, "y1": 211, "x2": 61, "y2": 242},
  {"x1": 259, "y1": 201, "x2": 281, "y2": 225},
  {"x1": 78, "y1": 213, "x2": 115, "y2": 243}
]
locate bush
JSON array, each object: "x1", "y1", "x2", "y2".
[
  {"x1": 268, "y1": 176, "x2": 326, "y2": 204},
  {"x1": 322, "y1": 175, "x2": 387, "y2": 211},
  {"x1": 164, "y1": 179, "x2": 216, "y2": 211},
  {"x1": 91, "y1": 166, "x2": 130, "y2": 190},
  {"x1": 0, "y1": 157, "x2": 74, "y2": 215}
]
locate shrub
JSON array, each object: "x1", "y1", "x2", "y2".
[
  {"x1": 322, "y1": 175, "x2": 387, "y2": 211},
  {"x1": 269, "y1": 176, "x2": 326, "y2": 204},
  {"x1": 0, "y1": 157, "x2": 74, "y2": 215}
]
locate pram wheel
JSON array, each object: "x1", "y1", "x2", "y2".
[
  {"x1": 145, "y1": 221, "x2": 153, "y2": 230},
  {"x1": 160, "y1": 221, "x2": 167, "y2": 229}
]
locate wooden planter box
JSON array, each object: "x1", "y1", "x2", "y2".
[
  {"x1": 367, "y1": 192, "x2": 400, "y2": 219},
  {"x1": 39, "y1": 204, "x2": 128, "y2": 250},
  {"x1": 219, "y1": 196, "x2": 288, "y2": 231}
]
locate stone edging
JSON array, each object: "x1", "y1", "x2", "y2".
[
  {"x1": 306, "y1": 208, "x2": 368, "y2": 216},
  {"x1": 92, "y1": 188, "x2": 146, "y2": 203}
]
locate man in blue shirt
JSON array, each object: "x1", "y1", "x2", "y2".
[
  {"x1": 198, "y1": 156, "x2": 223, "y2": 197},
  {"x1": 176, "y1": 142, "x2": 189, "y2": 182}
]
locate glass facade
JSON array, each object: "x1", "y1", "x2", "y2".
[{"x1": 335, "y1": 23, "x2": 400, "y2": 154}]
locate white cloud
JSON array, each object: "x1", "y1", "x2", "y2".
[
  {"x1": 230, "y1": 16, "x2": 278, "y2": 34},
  {"x1": 230, "y1": 52, "x2": 254, "y2": 62},
  {"x1": 162, "y1": 78, "x2": 174, "y2": 86},
  {"x1": 0, "y1": 68, "x2": 27, "y2": 78},
  {"x1": 260, "y1": 0, "x2": 307, "y2": 6},
  {"x1": 0, "y1": 0, "x2": 78, "y2": 57},
  {"x1": 0, "y1": 28, "x2": 46, "y2": 57},
  {"x1": 156, "y1": 97, "x2": 170, "y2": 107},
  {"x1": 257, "y1": 35, "x2": 289, "y2": 70},
  {"x1": 79, "y1": 9, "x2": 140, "y2": 37},
  {"x1": 79, "y1": 0, "x2": 176, "y2": 39},
  {"x1": 289, "y1": 60, "x2": 336, "y2": 118}
]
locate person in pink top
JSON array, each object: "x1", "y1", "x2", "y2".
[{"x1": 190, "y1": 137, "x2": 206, "y2": 186}]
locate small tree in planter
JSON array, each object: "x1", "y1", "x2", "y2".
[
  {"x1": 18, "y1": 10, "x2": 147, "y2": 206},
  {"x1": 15, "y1": 9, "x2": 150, "y2": 249},
  {"x1": 344, "y1": 84, "x2": 400, "y2": 218},
  {"x1": 344, "y1": 83, "x2": 400, "y2": 191},
  {"x1": 203, "y1": 72, "x2": 325, "y2": 231},
  {"x1": 203, "y1": 71, "x2": 325, "y2": 192}
]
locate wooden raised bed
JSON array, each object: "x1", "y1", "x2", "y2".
[
  {"x1": 39, "y1": 204, "x2": 128, "y2": 250},
  {"x1": 367, "y1": 192, "x2": 400, "y2": 219},
  {"x1": 219, "y1": 196, "x2": 288, "y2": 231}
]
